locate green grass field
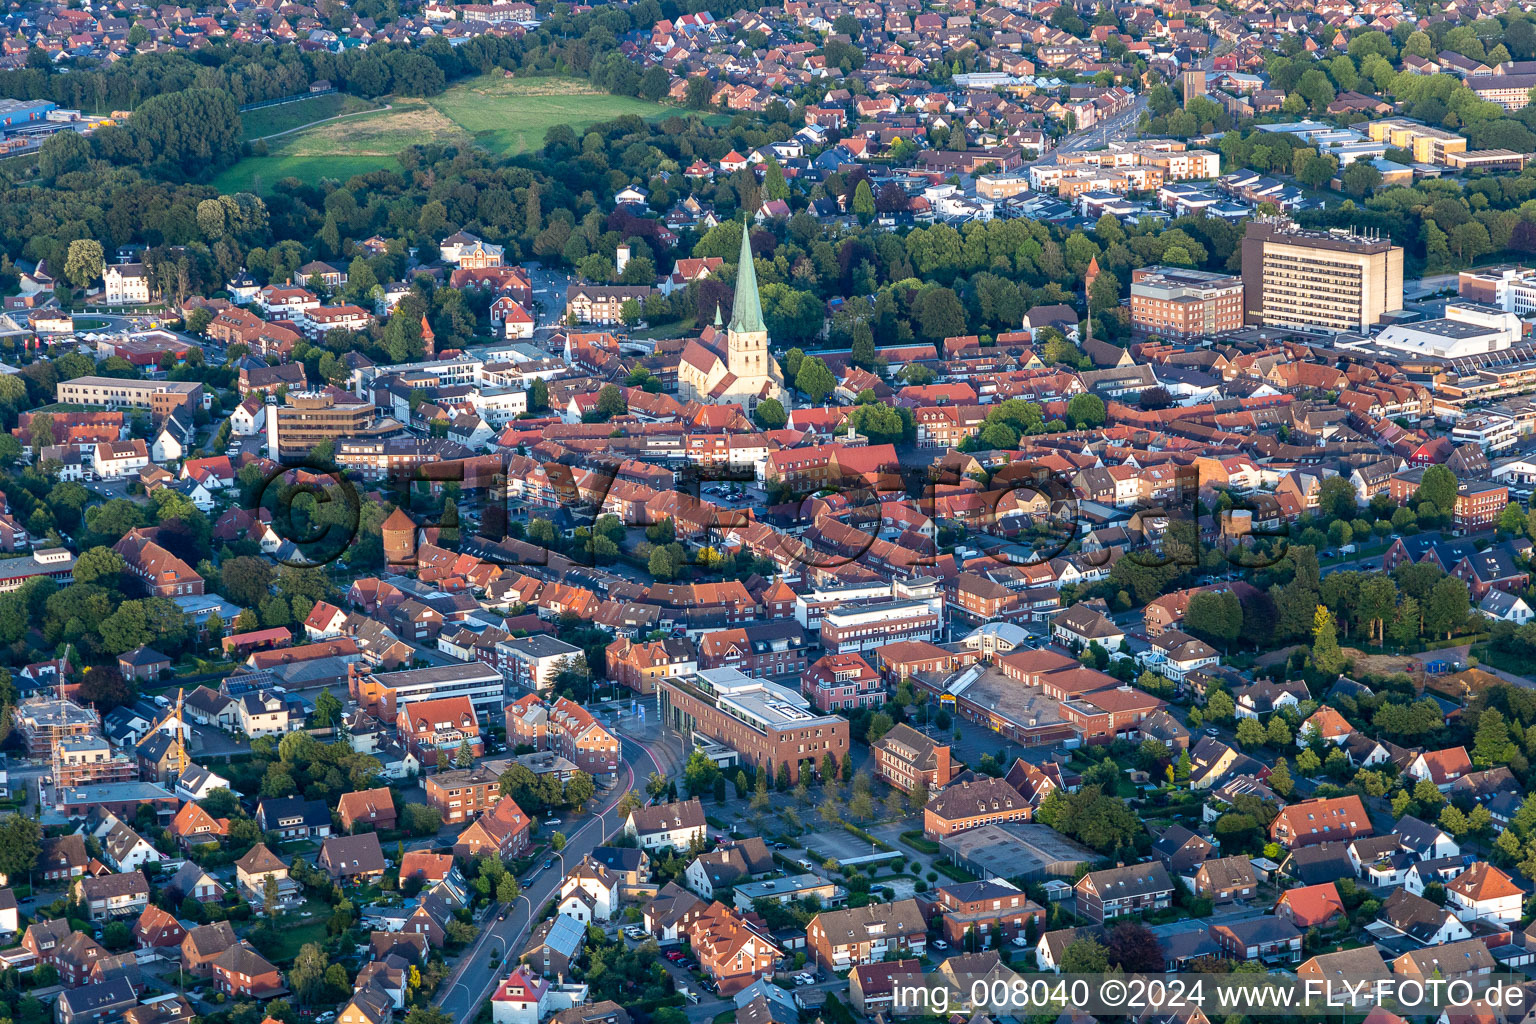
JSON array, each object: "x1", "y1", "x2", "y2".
[
  {"x1": 215, "y1": 75, "x2": 678, "y2": 193},
  {"x1": 424, "y1": 74, "x2": 676, "y2": 155},
  {"x1": 212, "y1": 154, "x2": 399, "y2": 193},
  {"x1": 239, "y1": 93, "x2": 381, "y2": 140}
]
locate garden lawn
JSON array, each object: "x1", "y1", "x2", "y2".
[{"x1": 265, "y1": 914, "x2": 329, "y2": 963}]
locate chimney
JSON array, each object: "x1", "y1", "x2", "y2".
[{"x1": 617, "y1": 246, "x2": 631, "y2": 276}]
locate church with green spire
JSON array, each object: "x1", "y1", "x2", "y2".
[{"x1": 675, "y1": 222, "x2": 787, "y2": 412}]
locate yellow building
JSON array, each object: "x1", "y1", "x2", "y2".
[{"x1": 1363, "y1": 118, "x2": 1467, "y2": 165}]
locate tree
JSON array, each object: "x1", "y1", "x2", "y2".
[
  {"x1": 866, "y1": 712, "x2": 894, "y2": 743},
  {"x1": 754, "y1": 398, "x2": 787, "y2": 430},
  {"x1": 1342, "y1": 161, "x2": 1382, "y2": 198},
  {"x1": 1174, "y1": 749, "x2": 1191, "y2": 783},
  {"x1": 39, "y1": 130, "x2": 91, "y2": 180},
  {"x1": 595, "y1": 384, "x2": 627, "y2": 419},
  {"x1": 1267, "y1": 715, "x2": 1292, "y2": 748},
  {"x1": 1066, "y1": 393, "x2": 1106, "y2": 428},
  {"x1": 1425, "y1": 576, "x2": 1470, "y2": 639},
  {"x1": 0, "y1": 814, "x2": 41, "y2": 882},
  {"x1": 1105, "y1": 922, "x2": 1164, "y2": 973},
  {"x1": 1499, "y1": 501, "x2": 1527, "y2": 536},
  {"x1": 1416, "y1": 464, "x2": 1458, "y2": 513},
  {"x1": 1205, "y1": 689, "x2": 1236, "y2": 722},
  {"x1": 1060, "y1": 938, "x2": 1109, "y2": 973},
  {"x1": 564, "y1": 772, "x2": 595, "y2": 810},
  {"x1": 1312, "y1": 604, "x2": 1344, "y2": 674},
  {"x1": 1473, "y1": 709, "x2": 1513, "y2": 766},
  {"x1": 913, "y1": 288, "x2": 967, "y2": 342},
  {"x1": 1269, "y1": 757, "x2": 1294, "y2": 797},
  {"x1": 795, "y1": 357, "x2": 836, "y2": 404},
  {"x1": 1235, "y1": 717, "x2": 1267, "y2": 749},
  {"x1": 72, "y1": 546, "x2": 126, "y2": 587},
  {"x1": 289, "y1": 942, "x2": 329, "y2": 1005},
  {"x1": 648, "y1": 546, "x2": 676, "y2": 580},
  {"x1": 263, "y1": 872, "x2": 281, "y2": 920},
  {"x1": 220, "y1": 556, "x2": 276, "y2": 609},
  {"x1": 852, "y1": 179, "x2": 875, "y2": 223},
  {"x1": 64, "y1": 239, "x2": 105, "y2": 290},
  {"x1": 313, "y1": 691, "x2": 344, "y2": 727}
]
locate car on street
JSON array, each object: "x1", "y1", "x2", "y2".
[
  {"x1": 543, "y1": 818, "x2": 561, "y2": 826},
  {"x1": 932, "y1": 940, "x2": 949, "y2": 951}
]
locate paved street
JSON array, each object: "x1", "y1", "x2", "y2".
[{"x1": 433, "y1": 732, "x2": 671, "y2": 1021}]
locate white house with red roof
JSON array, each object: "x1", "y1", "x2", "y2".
[
  {"x1": 491, "y1": 966, "x2": 550, "y2": 1024},
  {"x1": 180, "y1": 456, "x2": 235, "y2": 490},
  {"x1": 93, "y1": 439, "x2": 149, "y2": 480},
  {"x1": 491, "y1": 297, "x2": 535, "y2": 339},
  {"x1": 660, "y1": 257, "x2": 723, "y2": 296},
  {"x1": 1407, "y1": 746, "x2": 1473, "y2": 790},
  {"x1": 304, "y1": 601, "x2": 348, "y2": 640},
  {"x1": 1298, "y1": 707, "x2": 1353, "y2": 746},
  {"x1": 1446, "y1": 862, "x2": 1525, "y2": 924},
  {"x1": 719, "y1": 150, "x2": 749, "y2": 171}
]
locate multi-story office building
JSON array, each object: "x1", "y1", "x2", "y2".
[
  {"x1": 1130, "y1": 266, "x2": 1245, "y2": 339},
  {"x1": 265, "y1": 391, "x2": 394, "y2": 460},
  {"x1": 56, "y1": 377, "x2": 203, "y2": 423},
  {"x1": 347, "y1": 662, "x2": 506, "y2": 721},
  {"x1": 1459, "y1": 264, "x2": 1536, "y2": 315},
  {"x1": 1240, "y1": 218, "x2": 1404, "y2": 333},
  {"x1": 819, "y1": 599, "x2": 944, "y2": 655},
  {"x1": 1362, "y1": 118, "x2": 1468, "y2": 165},
  {"x1": 657, "y1": 667, "x2": 850, "y2": 784}
]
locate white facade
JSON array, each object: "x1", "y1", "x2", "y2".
[
  {"x1": 1375, "y1": 302, "x2": 1520, "y2": 359},
  {"x1": 103, "y1": 264, "x2": 151, "y2": 305}
]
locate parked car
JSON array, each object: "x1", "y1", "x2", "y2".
[{"x1": 932, "y1": 940, "x2": 949, "y2": 951}]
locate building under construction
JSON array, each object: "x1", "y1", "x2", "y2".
[{"x1": 13, "y1": 695, "x2": 98, "y2": 757}]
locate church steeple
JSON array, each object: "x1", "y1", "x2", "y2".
[{"x1": 728, "y1": 223, "x2": 765, "y2": 335}]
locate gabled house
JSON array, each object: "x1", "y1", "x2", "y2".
[
  {"x1": 1073, "y1": 863, "x2": 1174, "y2": 923},
  {"x1": 624, "y1": 799, "x2": 707, "y2": 852},
  {"x1": 318, "y1": 834, "x2": 387, "y2": 883}
]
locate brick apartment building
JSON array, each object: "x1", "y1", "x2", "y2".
[
  {"x1": 922, "y1": 777, "x2": 1030, "y2": 838},
  {"x1": 871, "y1": 723, "x2": 954, "y2": 793},
  {"x1": 423, "y1": 765, "x2": 502, "y2": 824}
]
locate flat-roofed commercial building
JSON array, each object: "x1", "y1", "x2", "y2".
[
  {"x1": 1130, "y1": 266, "x2": 1244, "y2": 339},
  {"x1": 1374, "y1": 302, "x2": 1521, "y2": 359},
  {"x1": 819, "y1": 599, "x2": 943, "y2": 655},
  {"x1": 56, "y1": 377, "x2": 203, "y2": 422},
  {"x1": 657, "y1": 667, "x2": 849, "y2": 784},
  {"x1": 1362, "y1": 118, "x2": 1468, "y2": 164},
  {"x1": 1240, "y1": 218, "x2": 1404, "y2": 333},
  {"x1": 348, "y1": 662, "x2": 506, "y2": 721}
]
